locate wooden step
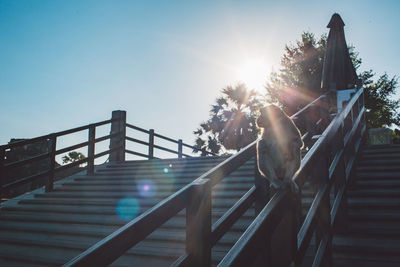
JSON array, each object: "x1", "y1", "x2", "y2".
[
  {"x1": 362, "y1": 146, "x2": 400, "y2": 154},
  {"x1": 33, "y1": 190, "x2": 251, "y2": 199},
  {"x1": 354, "y1": 180, "x2": 400, "y2": 188},
  {"x1": 348, "y1": 210, "x2": 400, "y2": 222},
  {"x1": 55, "y1": 182, "x2": 254, "y2": 193},
  {"x1": 333, "y1": 235, "x2": 400, "y2": 255},
  {"x1": 348, "y1": 189, "x2": 400, "y2": 198},
  {"x1": 356, "y1": 165, "x2": 400, "y2": 172},
  {"x1": 355, "y1": 172, "x2": 400, "y2": 180},
  {"x1": 358, "y1": 158, "x2": 400, "y2": 166},
  {"x1": 347, "y1": 198, "x2": 400, "y2": 209}
]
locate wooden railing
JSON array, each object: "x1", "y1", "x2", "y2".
[
  {"x1": 0, "y1": 113, "x2": 215, "y2": 201},
  {"x1": 64, "y1": 93, "x2": 335, "y2": 267},
  {"x1": 125, "y1": 123, "x2": 216, "y2": 159},
  {"x1": 220, "y1": 88, "x2": 365, "y2": 267},
  {"x1": 0, "y1": 118, "x2": 121, "y2": 200}
]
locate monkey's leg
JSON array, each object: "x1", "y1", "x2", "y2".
[
  {"x1": 260, "y1": 155, "x2": 282, "y2": 188},
  {"x1": 257, "y1": 140, "x2": 283, "y2": 188},
  {"x1": 283, "y1": 154, "x2": 301, "y2": 192}
]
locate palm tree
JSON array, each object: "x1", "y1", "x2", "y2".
[{"x1": 194, "y1": 83, "x2": 262, "y2": 155}]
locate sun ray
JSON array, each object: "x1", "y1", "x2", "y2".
[{"x1": 236, "y1": 58, "x2": 270, "y2": 93}]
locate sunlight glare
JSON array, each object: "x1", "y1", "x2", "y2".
[{"x1": 236, "y1": 58, "x2": 269, "y2": 92}]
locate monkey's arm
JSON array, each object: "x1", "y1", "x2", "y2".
[
  {"x1": 257, "y1": 140, "x2": 282, "y2": 188},
  {"x1": 283, "y1": 150, "x2": 301, "y2": 193},
  {"x1": 287, "y1": 118, "x2": 304, "y2": 149},
  {"x1": 282, "y1": 136, "x2": 302, "y2": 193}
]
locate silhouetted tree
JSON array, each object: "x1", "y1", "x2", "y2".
[
  {"x1": 362, "y1": 71, "x2": 400, "y2": 128},
  {"x1": 266, "y1": 31, "x2": 399, "y2": 128},
  {"x1": 194, "y1": 84, "x2": 262, "y2": 155},
  {"x1": 62, "y1": 151, "x2": 86, "y2": 164},
  {"x1": 266, "y1": 32, "x2": 361, "y2": 115}
]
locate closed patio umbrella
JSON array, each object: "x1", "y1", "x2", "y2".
[{"x1": 321, "y1": 13, "x2": 359, "y2": 91}]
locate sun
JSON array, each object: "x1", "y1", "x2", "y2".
[{"x1": 236, "y1": 58, "x2": 269, "y2": 92}]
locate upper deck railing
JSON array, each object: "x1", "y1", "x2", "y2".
[
  {"x1": 63, "y1": 91, "x2": 347, "y2": 267},
  {"x1": 0, "y1": 114, "x2": 215, "y2": 200}
]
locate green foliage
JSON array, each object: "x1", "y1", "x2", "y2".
[
  {"x1": 361, "y1": 71, "x2": 400, "y2": 128},
  {"x1": 266, "y1": 32, "x2": 327, "y2": 114},
  {"x1": 266, "y1": 31, "x2": 399, "y2": 128},
  {"x1": 194, "y1": 83, "x2": 262, "y2": 155},
  {"x1": 62, "y1": 151, "x2": 86, "y2": 164},
  {"x1": 266, "y1": 32, "x2": 361, "y2": 115}
]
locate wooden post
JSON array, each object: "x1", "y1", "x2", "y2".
[
  {"x1": 319, "y1": 95, "x2": 331, "y2": 131},
  {"x1": 109, "y1": 111, "x2": 126, "y2": 163},
  {"x1": 186, "y1": 179, "x2": 211, "y2": 267},
  {"x1": 270, "y1": 189, "x2": 297, "y2": 267},
  {"x1": 46, "y1": 135, "x2": 57, "y2": 192},
  {"x1": 253, "y1": 158, "x2": 270, "y2": 266},
  {"x1": 178, "y1": 139, "x2": 183, "y2": 158},
  {"x1": 334, "y1": 124, "x2": 348, "y2": 233},
  {"x1": 315, "y1": 154, "x2": 332, "y2": 267},
  {"x1": 318, "y1": 190, "x2": 333, "y2": 267},
  {"x1": 148, "y1": 129, "x2": 154, "y2": 159},
  {"x1": 0, "y1": 147, "x2": 5, "y2": 202},
  {"x1": 87, "y1": 125, "x2": 95, "y2": 175},
  {"x1": 254, "y1": 158, "x2": 269, "y2": 215}
]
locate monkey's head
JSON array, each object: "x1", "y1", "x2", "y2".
[{"x1": 256, "y1": 105, "x2": 286, "y2": 128}]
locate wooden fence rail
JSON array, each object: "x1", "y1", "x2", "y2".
[
  {"x1": 64, "y1": 91, "x2": 339, "y2": 267},
  {"x1": 220, "y1": 88, "x2": 365, "y2": 267},
  {"x1": 2, "y1": 88, "x2": 365, "y2": 267},
  {"x1": 0, "y1": 114, "x2": 215, "y2": 201}
]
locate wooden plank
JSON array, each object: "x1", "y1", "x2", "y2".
[
  {"x1": 217, "y1": 191, "x2": 290, "y2": 267},
  {"x1": 63, "y1": 183, "x2": 190, "y2": 267},
  {"x1": 297, "y1": 184, "x2": 328, "y2": 263},
  {"x1": 186, "y1": 180, "x2": 212, "y2": 267},
  {"x1": 211, "y1": 186, "x2": 256, "y2": 246}
]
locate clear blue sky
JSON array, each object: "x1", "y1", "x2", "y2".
[{"x1": 1, "y1": 0, "x2": 399, "y2": 147}]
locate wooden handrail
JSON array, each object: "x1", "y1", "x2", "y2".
[
  {"x1": 220, "y1": 88, "x2": 365, "y2": 267},
  {"x1": 125, "y1": 125, "x2": 217, "y2": 158},
  {"x1": 64, "y1": 181, "x2": 193, "y2": 267},
  {"x1": 2, "y1": 119, "x2": 116, "y2": 150},
  {"x1": 217, "y1": 190, "x2": 292, "y2": 267},
  {"x1": 211, "y1": 186, "x2": 256, "y2": 246},
  {"x1": 64, "y1": 93, "x2": 330, "y2": 267},
  {"x1": 1, "y1": 114, "x2": 217, "y2": 200}
]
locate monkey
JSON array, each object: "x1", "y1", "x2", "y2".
[{"x1": 256, "y1": 105, "x2": 303, "y2": 191}]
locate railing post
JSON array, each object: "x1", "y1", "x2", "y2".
[
  {"x1": 148, "y1": 129, "x2": 154, "y2": 159},
  {"x1": 252, "y1": 159, "x2": 271, "y2": 266},
  {"x1": 254, "y1": 159, "x2": 269, "y2": 215},
  {"x1": 315, "y1": 154, "x2": 333, "y2": 267},
  {"x1": 0, "y1": 147, "x2": 5, "y2": 202},
  {"x1": 45, "y1": 135, "x2": 57, "y2": 192},
  {"x1": 268, "y1": 189, "x2": 298, "y2": 267},
  {"x1": 109, "y1": 110, "x2": 126, "y2": 163},
  {"x1": 186, "y1": 179, "x2": 211, "y2": 267},
  {"x1": 87, "y1": 125, "x2": 95, "y2": 175},
  {"x1": 334, "y1": 124, "x2": 348, "y2": 233},
  {"x1": 178, "y1": 139, "x2": 183, "y2": 158}
]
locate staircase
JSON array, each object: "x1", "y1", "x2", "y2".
[
  {"x1": 333, "y1": 145, "x2": 400, "y2": 267},
  {"x1": 3, "y1": 88, "x2": 390, "y2": 267},
  {"x1": 0, "y1": 156, "x2": 258, "y2": 266}
]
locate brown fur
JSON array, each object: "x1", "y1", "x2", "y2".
[{"x1": 256, "y1": 105, "x2": 303, "y2": 189}]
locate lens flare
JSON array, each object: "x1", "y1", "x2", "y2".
[
  {"x1": 116, "y1": 197, "x2": 140, "y2": 221},
  {"x1": 137, "y1": 180, "x2": 156, "y2": 198}
]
